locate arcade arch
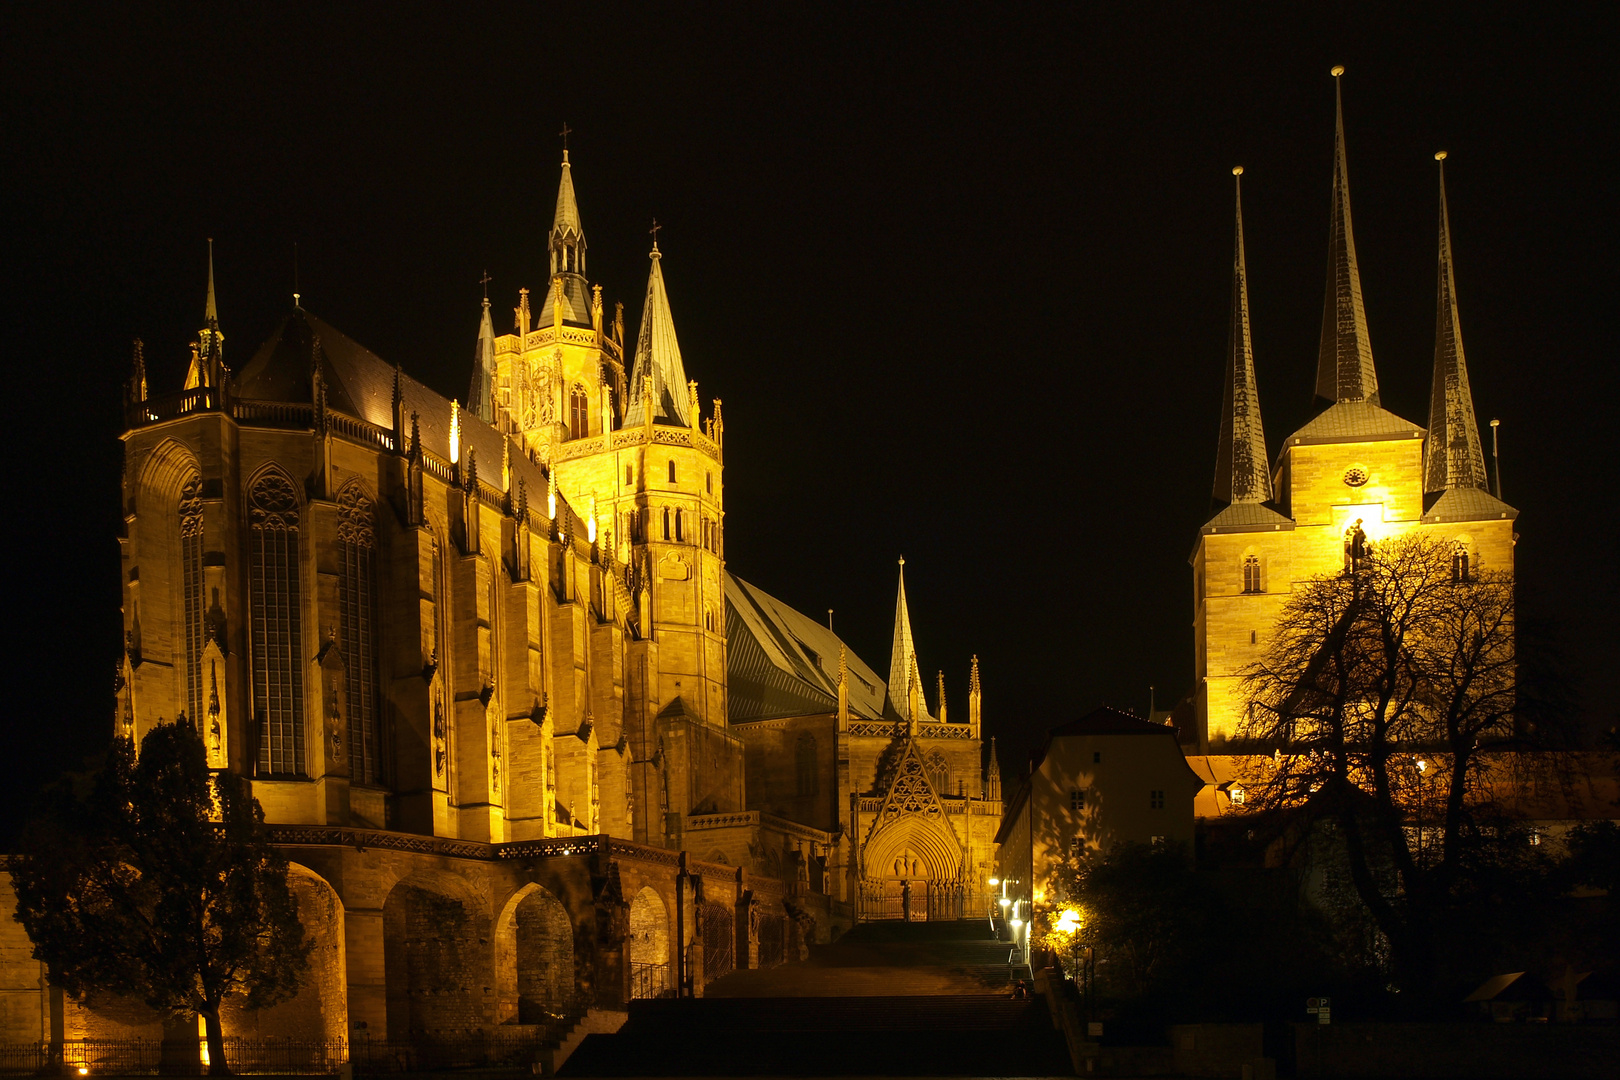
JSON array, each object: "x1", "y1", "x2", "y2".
[{"x1": 493, "y1": 883, "x2": 574, "y2": 1025}]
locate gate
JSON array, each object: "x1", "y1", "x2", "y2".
[{"x1": 701, "y1": 902, "x2": 734, "y2": 982}]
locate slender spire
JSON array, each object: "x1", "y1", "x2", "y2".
[
  {"x1": 984, "y1": 735, "x2": 1001, "y2": 801},
  {"x1": 468, "y1": 296, "x2": 497, "y2": 424},
  {"x1": 624, "y1": 232, "x2": 692, "y2": 426},
  {"x1": 1314, "y1": 67, "x2": 1379, "y2": 408},
  {"x1": 186, "y1": 239, "x2": 225, "y2": 390},
  {"x1": 540, "y1": 144, "x2": 591, "y2": 326},
  {"x1": 886, "y1": 558, "x2": 920, "y2": 721},
  {"x1": 1214, "y1": 167, "x2": 1273, "y2": 506},
  {"x1": 1424, "y1": 152, "x2": 1488, "y2": 494},
  {"x1": 205, "y1": 238, "x2": 218, "y2": 327}
]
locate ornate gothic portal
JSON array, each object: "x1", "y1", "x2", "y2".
[{"x1": 858, "y1": 740, "x2": 966, "y2": 921}]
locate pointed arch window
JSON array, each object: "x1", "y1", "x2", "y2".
[
  {"x1": 338, "y1": 483, "x2": 381, "y2": 785},
  {"x1": 1452, "y1": 538, "x2": 1473, "y2": 583},
  {"x1": 180, "y1": 473, "x2": 205, "y2": 727},
  {"x1": 925, "y1": 749, "x2": 950, "y2": 794},
  {"x1": 795, "y1": 733, "x2": 818, "y2": 796},
  {"x1": 248, "y1": 470, "x2": 305, "y2": 776},
  {"x1": 1242, "y1": 554, "x2": 1263, "y2": 594},
  {"x1": 569, "y1": 385, "x2": 590, "y2": 439},
  {"x1": 667, "y1": 460, "x2": 676, "y2": 484},
  {"x1": 675, "y1": 509, "x2": 684, "y2": 543}
]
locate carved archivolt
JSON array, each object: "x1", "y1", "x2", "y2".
[{"x1": 179, "y1": 473, "x2": 203, "y2": 537}]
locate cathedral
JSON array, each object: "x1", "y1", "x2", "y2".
[
  {"x1": 1191, "y1": 70, "x2": 1518, "y2": 755},
  {"x1": 73, "y1": 141, "x2": 1000, "y2": 1043}
]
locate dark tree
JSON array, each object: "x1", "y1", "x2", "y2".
[
  {"x1": 8, "y1": 722, "x2": 309, "y2": 1074},
  {"x1": 1236, "y1": 532, "x2": 1566, "y2": 1002}
]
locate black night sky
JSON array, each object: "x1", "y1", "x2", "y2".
[{"x1": 3, "y1": 4, "x2": 1613, "y2": 834}]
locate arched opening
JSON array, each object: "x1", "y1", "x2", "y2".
[
  {"x1": 860, "y1": 815, "x2": 964, "y2": 923},
  {"x1": 569, "y1": 386, "x2": 590, "y2": 438},
  {"x1": 222, "y1": 864, "x2": 347, "y2": 1049},
  {"x1": 627, "y1": 887, "x2": 671, "y2": 999},
  {"x1": 382, "y1": 872, "x2": 494, "y2": 1039},
  {"x1": 493, "y1": 883, "x2": 574, "y2": 1026}
]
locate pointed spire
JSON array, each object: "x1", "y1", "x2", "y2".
[
  {"x1": 886, "y1": 557, "x2": 920, "y2": 721},
  {"x1": 985, "y1": 735, "x2": 1002, "y2": 801},
  {"x1": 968, "y1": 655, "x2": 982, "y2": 738},
  {"x1": 128, "y1": 338, "x2": 148, "y2": 404},
  {"x1": 937, "y1": 671, "x2": 948, "y2": 724},
  {"x1": 205, "y1": 238, "x2": 218, "y2": 327},
  {"x1": 1214, "y1": 166, "x2": 1274, "y2": 506},
  {"x1": 1424, "y1": 152, "x2": 1488, "y2": 494},
  {"x1": 187, "y1": 239, "x2": 225, "y2": 390},
  {"x1": 1314, "y1": 67, "x2": 1379, "y2": 408},
  {"x1": 624, "y1": 231, "x2": 692, "y2": 426},
  {"x1": 469, "y1": 296, "x2": 497, "y2": 424}
]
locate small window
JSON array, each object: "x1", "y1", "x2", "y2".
[
  {"x1": 1251, "y1": 630, "x2": 1258, "y2": 645},
  {"x1": 675, "y1": 509, "x2": 684, "y2": 543},
  {"x1": 1150, "y1": 789, "x2": 1165, "y2": 810},
  {"x1": 1092, "y1": 751, "x2": 1101, "y2": 764},
  {"x1": 662, "y1": 508, "x2": 670, "y2": 541},
  {"x1": 1452, "y1": 541, "x2": 1472, "y2": 584},
  {"x1": 1242, "y1": 554, "x2": 1262, "y2": 594},
  {"x1": 625, "y1": 464, "x2": 633, "y2": 486},
  {"x1": 667, "y1": 460, "x2": 676, "y2": 483},
  {"x1": 1070, "y1": 789, "x2": 1085, "y2": 812},
  {"x1": 706, "y1": 471, "x2": 713, "y2": 494},
  {"x1": 569, "y1": 386, "x2": 590, "y2": 438}
]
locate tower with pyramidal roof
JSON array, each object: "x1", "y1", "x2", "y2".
[{"x1": 1192, "y1": 69, "x2": 1518, "y2": 749}]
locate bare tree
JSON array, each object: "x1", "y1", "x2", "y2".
[{"x1": 1237, "y1": 532, "x2": 1531, "y2": 997}]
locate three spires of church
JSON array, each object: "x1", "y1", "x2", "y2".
[{"x1": 1211, "y1": 68, "x2": 1496, "y2": 512}]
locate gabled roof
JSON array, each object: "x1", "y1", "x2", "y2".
[
  {"x1": 1048, "y1": 707, "x2": 1184, "y2": 739},
  {"x1": 624, "y1": 246, "x2": 691, "y2": 426},
  {"x1": 725, "y1": 573, "x2": 887, "y2": 723},
  {"x1": 1200, "y1": 501, "x2": 1294, "y2": 535},
  {"x1": 1286, "y1": 399, "x2": 1424, "y2": 445}
]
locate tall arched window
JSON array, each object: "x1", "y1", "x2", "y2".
[
  {"x1": 569, "y1": 385, "x2": 590, "y2": 438},
  {"x1": 662, "y1": 507, "x2": 671, "y2": 541},
  {"x1": 1242, "y1": 554, "x2": 1262, "y2": 594},
  {"x1": 1452, "y1": 540, "x2": 1472, "y2": 583},
  {"x1": 795, "y1": 733, "x2": 818, "y2": 796},
  {"x1": 667, "y1": 460, "x2": 676, "y2": 483},
  {"x1": 249, "y1": 470, "x2": 305, "y2": 776},
  {"x1": 337, "y1": 483, "x2": 380, "y2": 785},
  {"x1": 925, "y1": 750, "x2": 950, "y2": 794},
  {"x1": 675, "y1": 509, "x2": 684, "y2": 543},
  {"x1": 179, "y1": 473, "x2": 205, "y2": 726}
]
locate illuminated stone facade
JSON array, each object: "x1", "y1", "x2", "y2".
[{"x1": 1192, "y1": 80, "x2": 1518, "y2": 750}]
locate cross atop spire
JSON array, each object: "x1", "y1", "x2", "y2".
[
  {"x1": 649, "y1": 218, "x2": 662, "y2": 253},
  {"x1": 1314, "y1": 66, "x2": 1379, "y2": 408},
  {"x1": 479, "y1": 269, "x2": 491, "y2": 300},
  {"x1": 1424, "y1": 151, "x2": 1488, "y2": 495},
  {"x1": 1213, "y1": 166, "x2": 1273, "y2": 507},
  {"x1": 624, "y1": 237, "x2": 691, "y2": 425},
  {"x1": 559, "y1": 121, "x2": 572, "y2": 155}
]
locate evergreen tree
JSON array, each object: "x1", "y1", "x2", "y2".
[{"x1": 7, "y1": 722, "x2": 309, "y2": 1075}]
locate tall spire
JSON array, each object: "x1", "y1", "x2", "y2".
[
  {"x1": 540, "y1": 143, "x2": 591, "y2": 326},
  {"x1": 1314, "y1": 67, "x2": 1379, "y2": 408},
  {"x1": 468, "y1": 296, "x2": 497, "y2": 424},
  {"x1": 204, "y1": 238, "x2": 219, "y2": 328},
  {"x1": 186, "y1": 239, "x2": 224, "y2": 390},
  {"x1": 1424, "y1": 152, "x2": 1488, "y2": 494},
  {"x1": 886, "y1": 558, "x2": 920, "y2": 722},
  {"x1": 1213, "y1": 167, "x2": 1273, "y2": 506},
  {"x1": 624, "y1": 231, "x2": 692, "y2": 426}
]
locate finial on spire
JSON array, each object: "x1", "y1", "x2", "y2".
[
  {"x1": 649, "y1": 218, "x2": 662, "y2": 255},
  {"x1": 1232, "y1": 165, "x2": 1243, "y2": 176},
  {"x1": 559, "y1": 121, "x2": 572, "y2": 159},
  {"x1": 480, "y1": 269, "x2": 492, "y2": 300}
]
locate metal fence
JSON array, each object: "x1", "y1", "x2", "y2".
[
  {"x1": 629, "y1": 960, "x2": 672, "y2": 1000},
  {"x1": 757, "y1": 916, "x2": 785, "y2": 968}
]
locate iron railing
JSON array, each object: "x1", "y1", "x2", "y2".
[{"x1": 629, "y1": 960, "x2": 673, "y2": 1000}]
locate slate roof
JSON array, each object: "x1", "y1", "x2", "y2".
[
  {"x1": 725, "y1": 573, "x2": 887, "y2": 723},
  {"x1": 235, "y1": 308, "x2": 585, "y2": 532},
  {"x1": 1201, "y1": 501, "x2": 1294, "y2": 534},
  {"x1": 537, "y1": 273, "x2": 594, "y2": 328},
  {"x1": 624, "y1": 248, "x2": 691, "y2": 426},
  {"x1": 1315, "y1": 72, "x2": 1380, "y2": 409},
  {"x1": 1423, "y1": 158, "x2": 1490, "y2": 496},
  {"x1": 1421, "y1": 486, "x2": 1518, "y2": 523},
  {"x1": 1286, "y1": 399, "x2": 1424, "y2": 445},
  {"x1": 1213, "y1": 171, "x2": 1274, "y2": 507}
]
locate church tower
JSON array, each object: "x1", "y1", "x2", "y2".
[
  {"x1": 481, "y1": 150, "x2": 735, "y2": 846},
  {"x1": 1192, "y1": 69, "x2": 1516, "y2": 747}
]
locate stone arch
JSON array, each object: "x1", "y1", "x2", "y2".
[
  {"x1": 381, "y1": 869, "x2": 493, "y2": 1039},
  {"x1": 628, "y1": 887, "x2": 669, "y2": 966},
  {"x1": 493, "y1": 882, "x2": 574, "y2": 1025},
  {"x1": 130, "y1": 440, "x2": 203, "y2": 725},
  {"x1": 862, "y1": 814, "x2": 962, "y2": 884},
  {"x1": 223, "y1": 863, "x2": 347, "y2": 1043}
]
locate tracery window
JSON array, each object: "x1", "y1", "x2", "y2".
[
  {"x1": 795, "y1": 733, "x2": 818, "y2": 796},
  {"x1": 249, "y1": 470, "x2": 305, "y2": 775},
  {"x1": 569, "y1": 385, "x2": 590, "y2": 438},
  {"x1": 180, "y1": 473, "x2": 205, "y2": 726},
  {"x1": 1242, "y1": 554, "x2": 1262, "y2": 594},
  {"x1": 925, "y1": 750, "x2": 950, "y2": 794},
  {"x1": 338, "y1": 483, "x2": 381, "y2": 785},
  {"x1": 1452, "y1": 540, "x2": 1472, "y2": 583}
]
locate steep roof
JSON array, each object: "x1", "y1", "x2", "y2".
[
  {"x1": 1423, "y1": 155, "x2": 1490, "y2": 496},
  {"x1": 623, "y1": 245, "x2": 691, "y2": 426},
  {"x1": 1212, "y1": 168, "x2": 1274, "y2": 510},
  {"x1": 725, "y1": 573, "x2": 887, "y2": 723},
  {"x1": 552, "y1": 151, "x2": 583, "y2": 241},
  {"x1": 235, "y1": 308, "x2": 587, "y2": 534},
  {"x1": 1287, "y1": 400, "x2": 1424, "y2": 445},
  {"x1": 1313, "y1": 69, "x2": 1380, "y2": 410},
  {"x1": 536, "y1": 272, "x2": 594, "y2": 328},
  {"x1": 885, "y1": 560, "x2": 921, "y2": 722},
  {"x1": 1048, "y1": 706, "x2": 1184, "y2": 739},
  {"x1": 468, "y1": 298, "x2": 496, "y2": 423}
]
